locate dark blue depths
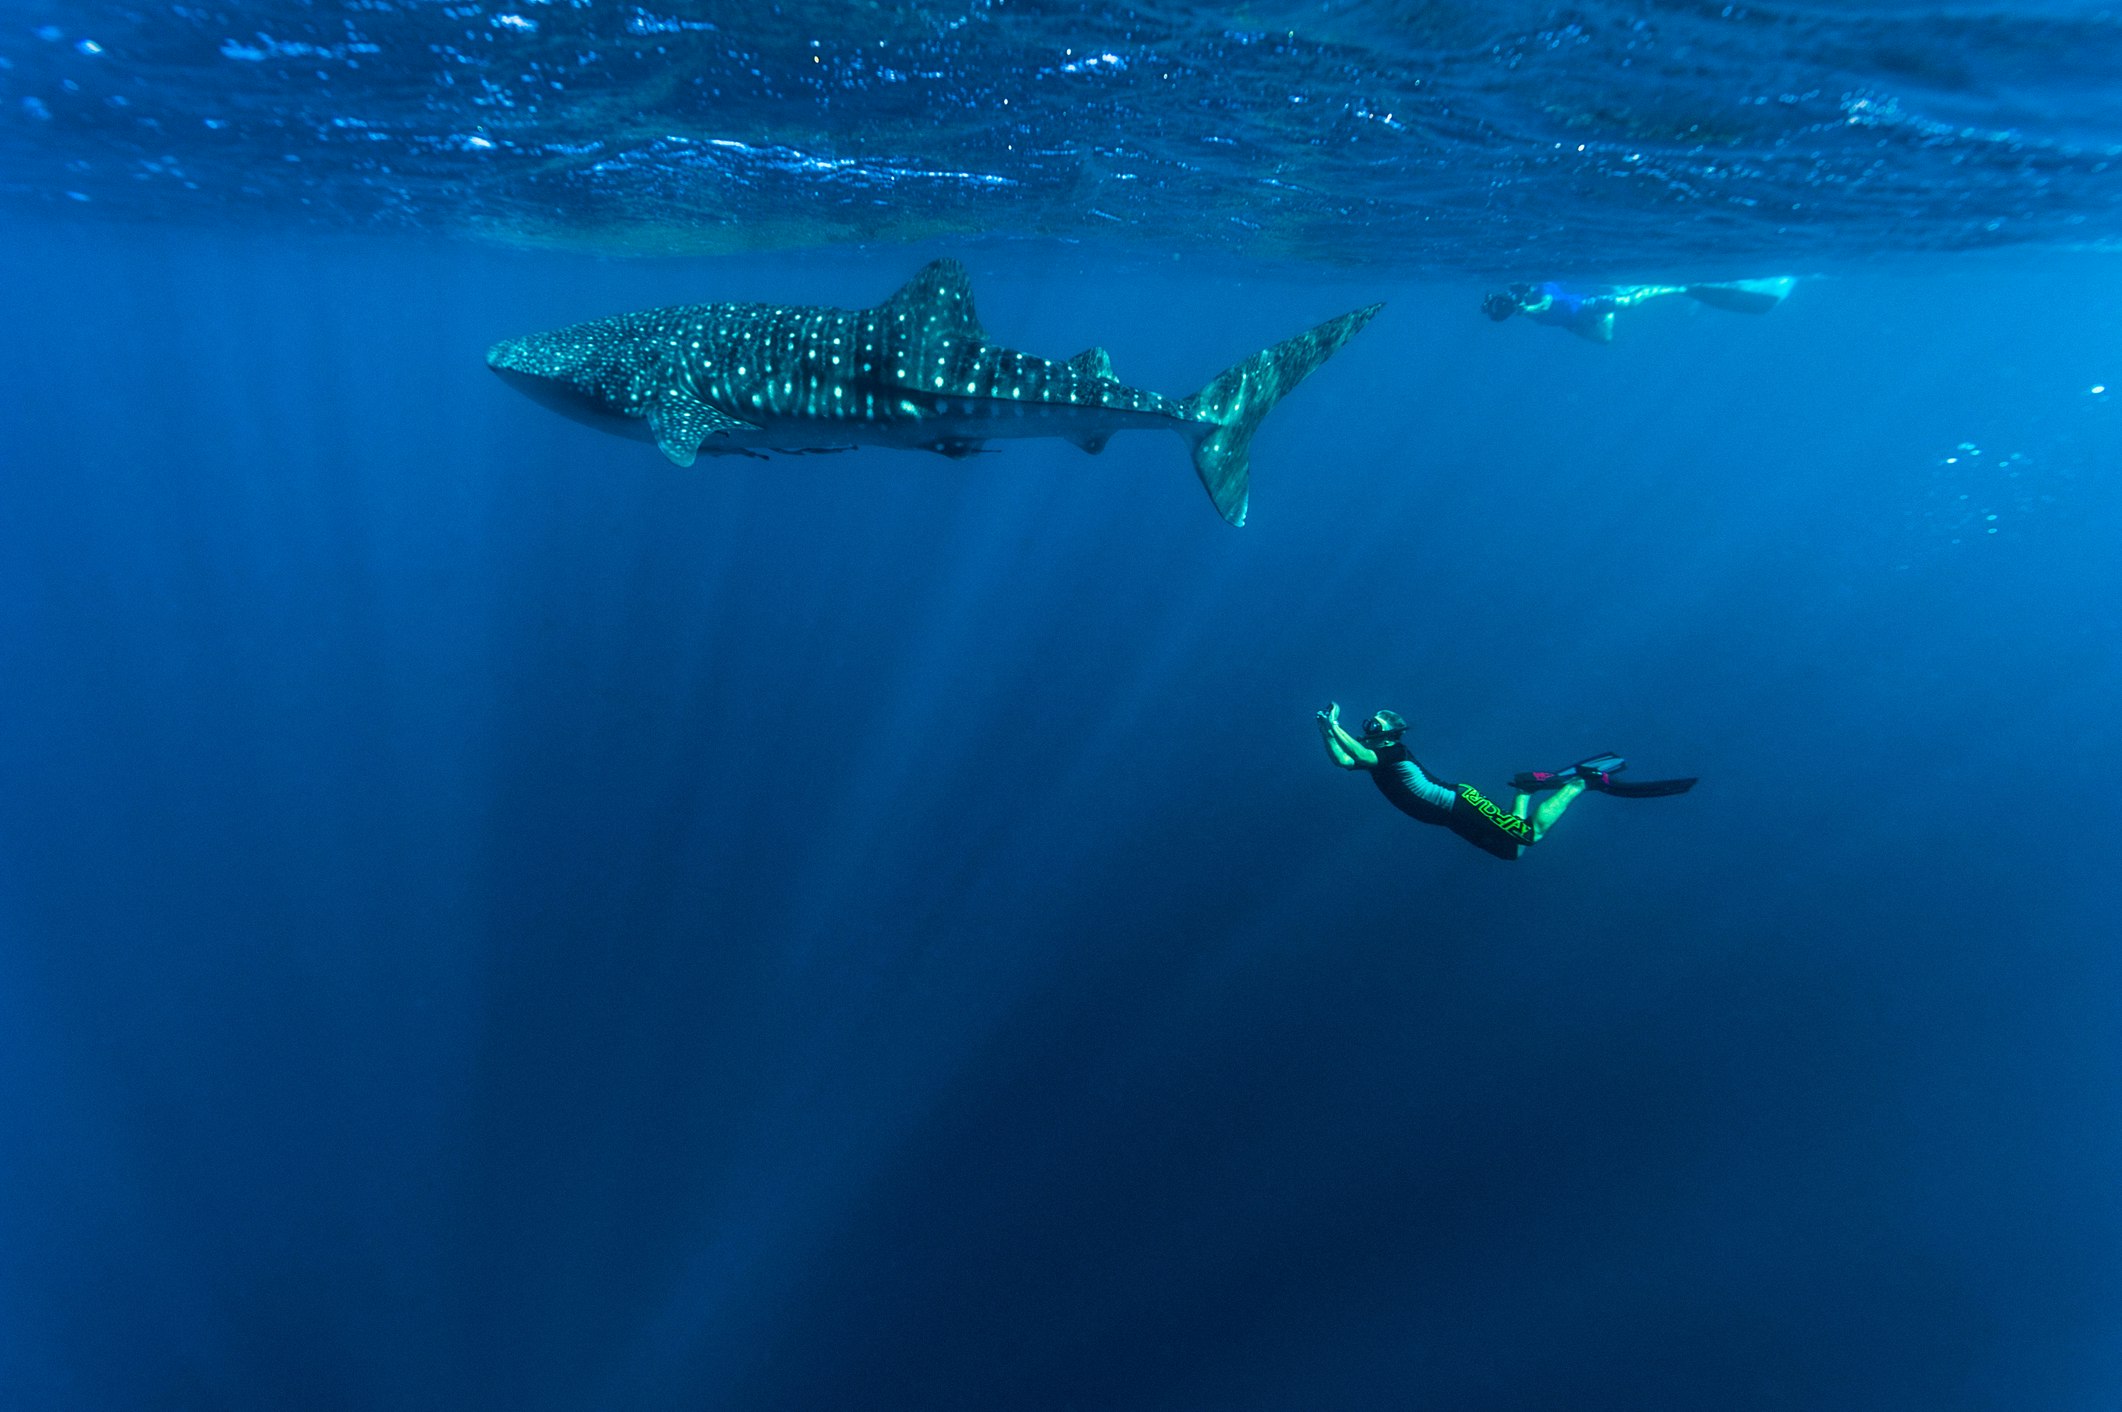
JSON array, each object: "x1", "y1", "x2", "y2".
[{"x1": 2, "y1": 226, "x2": 2121, "y2": 1412}]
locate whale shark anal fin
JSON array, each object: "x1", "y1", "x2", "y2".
[
  {"x1": 646, "y1": 390, "x2": 755, "y2": 467},
  {"x1": 925, "y1": 438, "x2": 992, "y2": 459}
]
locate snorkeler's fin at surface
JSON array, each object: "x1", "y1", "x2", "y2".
[{"x1": 1684, "y1": 277, "x2": 1795, "y2": 315}]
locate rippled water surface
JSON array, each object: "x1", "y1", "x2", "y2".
[{"x1": 7, "y1": 1, "x2": 2122, "y2": 268}]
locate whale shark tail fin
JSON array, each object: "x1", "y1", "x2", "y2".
[{"x1": 1179, "y1": 303, "x2": 1383, "y2": 527}]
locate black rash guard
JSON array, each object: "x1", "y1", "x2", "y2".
[
  {"x1": 1367, "y1": 740, "x2": 1533, "y2": 861},
  {"x1": 1367, "y1": 740, "x2": 1457, "y2": 823}
]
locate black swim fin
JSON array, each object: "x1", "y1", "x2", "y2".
[
  {"x1": 1594, "y1": 776, "x2": 1698, "y2": 798},
  {"x1": 1510, "y1": 753, "x2": 1626, "y2": 793},
  {"x1": 1513, "y1": 752, "x2": 1694, "y2": 798},
  {"x1": 1574, "y1": 754, "x2": 1698, "y2": 798}
]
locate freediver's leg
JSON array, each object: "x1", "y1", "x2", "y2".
[
  {"x1": 1606, "y1": 284, "x2": 1688, "y2": 309},
  {"x1": 1530, "y1": 777, "x2": 1588, "y2": 840}
]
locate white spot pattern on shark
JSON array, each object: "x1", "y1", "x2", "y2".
[{"x1": 486, "y1": 260, "x2": 1380, "y2": 526}]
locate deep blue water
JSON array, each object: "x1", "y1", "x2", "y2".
[
  {"x1": 7, "y1": 5, "x2": 2122, "y2": 1411},
  {"x1": 5, "y1": 225, "x2": 2121, "y2": 1411}
]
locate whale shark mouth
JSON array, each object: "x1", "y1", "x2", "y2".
[{"x1": 486, "y1": 355, "x2": 650, "y2": 441}]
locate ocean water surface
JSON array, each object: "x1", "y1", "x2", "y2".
[{"x1": 4, "y1": 5, "x2": 2122, "y2": 1411}]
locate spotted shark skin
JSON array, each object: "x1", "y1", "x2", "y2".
[{"x1": 486, "y1": 260, "x2": 1380, "y2": 526}]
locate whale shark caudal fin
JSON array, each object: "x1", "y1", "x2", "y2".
[{"x1": 1178, "y1": 303, "x2": 1383, "y2": 527}]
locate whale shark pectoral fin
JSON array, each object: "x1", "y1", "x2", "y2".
[
  {"x1": 645, "y1": 390, "x2": 754, "y2": 467},
  {"x1": 1064, "y1": 346, "x2": 1116, "y2": 380},
  {"x1": 1072, "y1": 432, "x2": 1112, "y2": 455}
]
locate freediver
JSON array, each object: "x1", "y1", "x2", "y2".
[
  {"x1": 1481, "y1": 277, "x2": 1794, "y2": 343},
  {"x1": 1315, "y1": 704, "x2": 1695, "y2": 861}
]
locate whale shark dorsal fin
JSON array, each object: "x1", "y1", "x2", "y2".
[
  {"x1": 1064, "y1": 346, "x2": 1116, "y2": 380},
  {"x1": 881, "y1": 259, "x2": 984, "y2": 336},
  {"x1": 646, "y1": 389, "x2": 754, "y2": 467}
]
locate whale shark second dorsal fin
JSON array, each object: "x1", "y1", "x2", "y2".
[
  {"x1": 1064, "y1": 346, "x2": 1116, "y2": 380},
  {"x1": 881, "y1": 259, "x2": 984, "y2": 337}
]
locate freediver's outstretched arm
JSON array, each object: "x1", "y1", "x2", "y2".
[
  {"x1": 1316, "y1": 705, "x2": 1355, "y2": 767},
  {"x1": 1322, "y1": 731, "x2": 1359, "y2": 769},
  {"x1": 1317, "y1": 703, "x2": 1377, "y2": 769}
]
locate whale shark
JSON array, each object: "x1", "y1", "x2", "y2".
[{"x1": 486, "y1": 261, "x2": 1380, "y2": 526}]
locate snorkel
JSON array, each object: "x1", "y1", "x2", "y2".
[{"x1": 1361, "y1": 709, "x2": 1407, "y2": 748}]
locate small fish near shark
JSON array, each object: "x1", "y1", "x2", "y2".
[{"x1": 485, "y1": 261, "x2": 1381, "y2": 526}]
